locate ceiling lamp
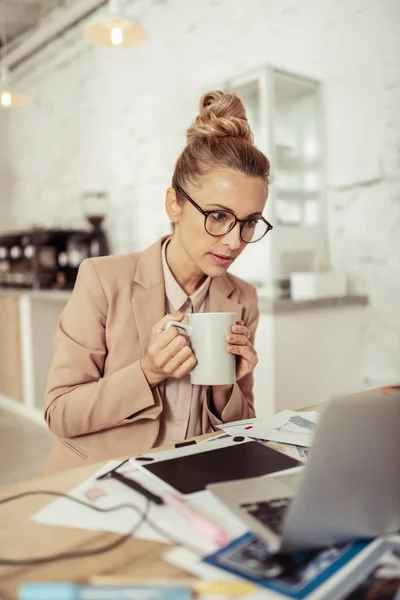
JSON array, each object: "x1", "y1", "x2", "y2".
[
  {"x1": 83, "y1": 0, "x2": 148, "y2": 49},
  {"x1": 0, "y1": 66, "x2": 30, "y2": 109}
]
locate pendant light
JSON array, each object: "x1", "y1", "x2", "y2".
[
  {"x1": 83, "y1": 0, "x2": 148, "y2": 49},
  {"x1": 0, "y1": 66, "x2": 30, "y2": 108}
]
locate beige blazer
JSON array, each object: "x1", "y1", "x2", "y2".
[{"x1": 43, "y1": 237, "x2": 259, "y2": 473}]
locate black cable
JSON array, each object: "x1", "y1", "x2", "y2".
[
  {"x1": 0, "y1": 489, "x2": 204, "y2": 565},
  {"x1": 0, "y1": 490, "x2": 149, "y2": 566}
]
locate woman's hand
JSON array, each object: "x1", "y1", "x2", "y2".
[
  {"x1": 141, "y1": 314, "x2": 197, "y2": 388},
  {"x1": 226, "y1": 320, "x2": 258, "y2": 381}
]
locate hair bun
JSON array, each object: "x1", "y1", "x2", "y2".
[{"x1": 186, "y1": 90, "x2": 253, "y2": 144}]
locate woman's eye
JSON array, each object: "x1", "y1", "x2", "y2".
[
  {"x1": 244, "y1": 219, "x2": 257, "y2": 229},
  {"x1": 211, "y1": 212, "x2": 229, "y2": 223}
]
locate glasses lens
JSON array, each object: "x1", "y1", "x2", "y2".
[
  {"x1": 205, "y1": 211, "x2": 236, "y2": 236},
  {"x1": 241, "y1": 219, "x2": 270, "y2": 243}
]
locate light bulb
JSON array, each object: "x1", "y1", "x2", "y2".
[
  {"x1": 111, "y1": 27, "x2": 123, "y2": 46},
  {"x1": 1, "y1": 92, "x2": 12, "y2": 107}
]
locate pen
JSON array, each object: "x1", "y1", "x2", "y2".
[
  {"x1": 97, "y1": 469, "x2": 163, "y2": 505},
  {"x1": 162, "y1": 491, "x2": 229, "y2": 548}
]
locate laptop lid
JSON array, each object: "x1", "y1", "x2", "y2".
[{"x1": 280, "y1": 390, "x2": 400, "y2": 552}]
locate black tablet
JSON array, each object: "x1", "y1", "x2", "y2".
[{"x1": 142, "y1": 441, "x2": 301, "y2": 495}]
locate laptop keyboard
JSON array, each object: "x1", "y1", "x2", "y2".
[{"x1": 239, "y1": 497, "x2": 291, "y2": 536}]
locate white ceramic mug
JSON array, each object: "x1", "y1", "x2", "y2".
[{"x1": 166, "y1": 312, "x2": 237, "y2": 385}]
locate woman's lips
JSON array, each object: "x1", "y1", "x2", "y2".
[{"x1": 209, "y1": 253, "x2": 234, "y2": 266}]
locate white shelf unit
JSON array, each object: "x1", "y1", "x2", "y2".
[{"x1": 223, "y1": 66, "x2": 327, "y2": 288}]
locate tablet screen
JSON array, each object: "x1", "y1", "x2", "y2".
[{"x1": 142, "y1": 441, "x2": 300, "y2": 495}]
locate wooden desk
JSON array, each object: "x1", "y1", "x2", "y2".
[
  {"x1": 0, "y1": 435, "x2": 220, "y2": 600},
  {"x1": 0, "y1": 409, "x2": 320, "y2": 600}
]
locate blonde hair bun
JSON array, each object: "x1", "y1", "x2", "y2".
[{"x1": 186, "y1": 90, "x2": 254, "y2": 144}]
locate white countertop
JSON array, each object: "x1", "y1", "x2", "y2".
[
  {"x1": 0, "y1": 287, "x2": 369, "y2": 312},
  {"x1": 0, "y1": 288, "x2": 71, "y2": 301},
  {"x1": 258, "y1": 294, "x2": 369, "y2": 313}
]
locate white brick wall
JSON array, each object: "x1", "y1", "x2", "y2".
[{"x1": 1, "y1": 0, "x2": 399, "y2": 385}]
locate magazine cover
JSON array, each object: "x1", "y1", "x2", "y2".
[
  {"x1": 203, "y1": 532, "x2": 371, "y2": 599},
  {"x1": 204, "y1": 534, "x2": 400, "y2": 599}
]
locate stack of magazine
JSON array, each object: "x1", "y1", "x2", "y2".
[{"x1": 204, "y1": 530, "x2": 400, "y2": 599}]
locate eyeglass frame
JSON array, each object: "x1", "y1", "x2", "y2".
[{"x1": 175, "y1": 185, "x2": 273, "y2": 244}]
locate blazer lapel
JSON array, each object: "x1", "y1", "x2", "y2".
[
  {"x1": 209, "y1": 275, "x2": 244, "y2": 321},
  {"x1": 131, "y1": 237, "x2": 167, "y2": 356}
]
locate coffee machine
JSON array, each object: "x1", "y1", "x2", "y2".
[
  {"x1": 0, "y1": 191, "x2": 111, "y2": 290},
  {"x1": 0, "y1": 225, "x2": 110, "y2": 290}
]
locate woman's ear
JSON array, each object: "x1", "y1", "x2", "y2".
[{"x1": 165, "y1": 187, "x2": 182, "y2": 225}]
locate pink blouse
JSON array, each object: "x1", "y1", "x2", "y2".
[{"x1": 155, "y1": 238, "x2": 211, "y2": 445}]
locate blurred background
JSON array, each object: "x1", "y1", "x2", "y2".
[{"x1": 0, "y1": 0, "x2": 399, "y2": 484}]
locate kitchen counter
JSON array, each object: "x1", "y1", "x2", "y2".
[
  {"x1": 0, "y1": 290, "x2": 71, "y2": 422},
  {"x1": 0, "y1": 288, "x2": 368, "y2": 313},
  {"x1": 258, "y1": 294, "x2": 368, "y2": 313},
  {"x1": 254, "y1": 295, "x2": 369, "y2": 416},
  {"x1": 0, "y1": 288, "x2": 71, "y2": 301}
]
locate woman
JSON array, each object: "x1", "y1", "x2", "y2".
[{"x1": 43, "y1": 90, "x2": 272, "y2": 473}]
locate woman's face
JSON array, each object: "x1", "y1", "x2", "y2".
[{"x1": 167, "y1": 168, "x2": 268, "y2": 278}]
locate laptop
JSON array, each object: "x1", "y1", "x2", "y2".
[{"x1": 208, "y1": 389, "x2": 400, "y2": 553}]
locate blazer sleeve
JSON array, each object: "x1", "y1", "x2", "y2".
[
  {"x1": 44, "y1": 259, "x2": 156, "y2": 438},
  {"x1": 204, "y1": 285, "x2": 259, "y2": 429}
]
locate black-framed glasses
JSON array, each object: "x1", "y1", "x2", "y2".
[{"x1": 176, "y1": 186, "x2": 273, "y2": 244}]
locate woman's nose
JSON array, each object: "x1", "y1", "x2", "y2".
[{"x1": 223, "y1": 221, "x2": 242, "y2": 249}]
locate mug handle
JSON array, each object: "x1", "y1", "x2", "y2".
[{"x1": 166, "y1": 321, "x2": 192, "y2": 336}]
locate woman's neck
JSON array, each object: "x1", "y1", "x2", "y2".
[{"x1": 166, "y1": 235, "x2": 207, "y2": 296}]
